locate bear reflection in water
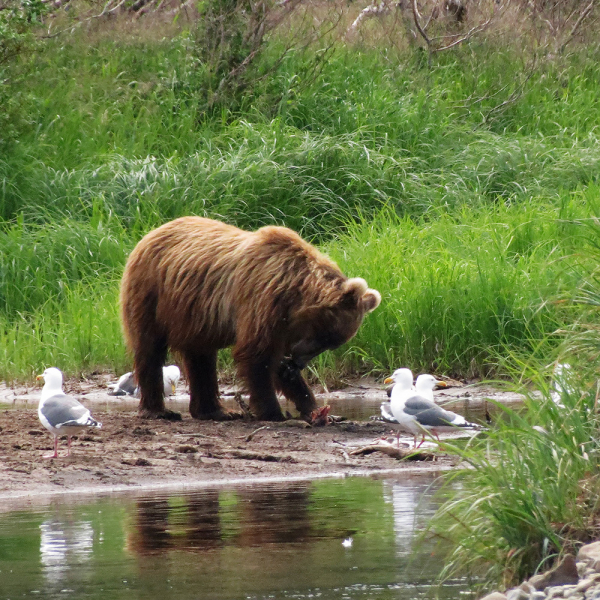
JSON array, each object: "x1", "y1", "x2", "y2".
[
  {"x1": 125, "y1": 484, "x2": 311, "y2": 556},
  {"x1": 120, "y1": 217, "x2": 381, "y2": 422}
]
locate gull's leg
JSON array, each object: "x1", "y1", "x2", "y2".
[{"x1": 44, "y1": 436, "x2": 59, "y2": 459}]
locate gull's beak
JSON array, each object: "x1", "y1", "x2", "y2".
[
  {"x1": 436, "y1": 380, "x2": 448, "y2": 388},
  {"x1": 171, "y1": 382, "x2": 176, "y2": 395},
  {"x1": 36, "y1": 374, "x2": 43, "y2": 381},
  {"x1": 384, "y1": 377, "x2": 394, "y2": 384}
]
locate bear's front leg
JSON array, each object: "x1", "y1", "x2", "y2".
[
  {"x1": 136, "y1": 347, "x2": 182, "y2": 421},
  {"x1": 276, "y1": 359, "x2": 318, "y2": 420},
  {"x1": 238, "y1": 356, "x2": 286, "y2": 421}
]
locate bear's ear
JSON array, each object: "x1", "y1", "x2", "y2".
[
  {"x1": 341, "y1": 278, "x2": 381, "y2": 313},
  {"x1": 362, "y1": 288, "x2": 381, "y2": 313},
  {"x1": 341, "y1": 278, "x2": 368, "y2": 298}
]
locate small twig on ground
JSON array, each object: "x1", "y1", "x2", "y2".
[
  {"x1": 239, "y1": 425, "x2": 269, "y2": 442},
  {"x1": 335, "y1": 447, "x2": 352, "y2": 463},
  {"x1": 174, "y1": 433, "x2": 221, "y2": 440}
]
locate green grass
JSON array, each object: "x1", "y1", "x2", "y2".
[
  {"x1": 0, "y1": 194, "x2": 596, "y2": 382},
  {"x1": 427, "y1": 362, "x2": 600, "y2": 590},
  {"x1": 423, "y1": 220, "x2": 600, "y2": 590},
  {"x1": 323, "y1": 196, "x2": 596, "y2": 377},
  {"x1": 1, "y1": 22, "x2": 600, "y2": 383}
]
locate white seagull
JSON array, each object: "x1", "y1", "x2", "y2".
[
  {"x1": 37, "y1": 367, "x2": 102, "y2": 459},
  {"x1": 415, "y1": 374, "x2": 448, "y2": 402},
  {"x1": 384, "y1": 368, "x2": 481, "y2": 448},
  {"x1": 381, "y1": 372, "x2": 448, "y2": 423},
  {"x1": 162, "y1": 365, "x2": 181, "y2": 397},
  {"x1": 109, "y1": 365, "x2": 181, "y2": 398}
]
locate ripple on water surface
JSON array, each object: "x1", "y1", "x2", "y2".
[{"x1": 0, "y1": 475, "x2": 474, "y2": 600}]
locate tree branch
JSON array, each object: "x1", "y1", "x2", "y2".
[{"x1": 559, "y1": 0, "x2": 595, "y2": 54}]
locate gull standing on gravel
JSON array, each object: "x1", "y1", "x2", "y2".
[
  {"x1": 384, "y1": 368, "x2": 481, "y2": 448},
  {"x1": 37, "y1": 367, "x2": 102, "y2": 459}
]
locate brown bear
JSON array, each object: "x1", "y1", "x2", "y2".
[{"x1": 120, "y1": 216, "x2": 381, "y2": 421}]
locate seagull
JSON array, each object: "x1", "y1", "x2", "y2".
[
  {"x1": 108, "y1": 371, "x2": 138, "y2": 396},
  {"x1": 386, "y1": 373, "x2": 447, "y2": 401},
  {"x1": 384, "y1": 368, "x2": 481, "y2": 448},
  {"x1": 37, "y1": 367, "x2": 102, "y2": 459},
  {"x1": 381, "y1": 371, "x2": 448, "y2": 423},
  {"x1": 162, "y1": 365, "x2": 181, "y2": 397},
  {"x1": 380, "y1": 401, "x2": 397, "y2": 423},
  {"x1": 108, "y1": 365, "x2": 181, "y2": 398},
  {"x1": 415, "y1": 374, "x2": 448, "y2": 402}
]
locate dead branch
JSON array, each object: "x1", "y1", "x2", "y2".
[
  {"x1": 559, "y1": 0, "x2": 595, "y2": 53},
  {"x1": 239, "y1": 425, "x2": 269, "y2": 442},
  {"x1": 350, "y1": 442, "x2": 436, "y2": 460},
  {"x1": 412, "y1": 0, "x2": 432, "y2": 52},
  {"x1": 44, "y1": 0, "x2": 130, "y2": 38},
  {"x1": 433, "y1": 15, "x2": 493, "y2": 52},
  {"x1": 348, "y1": 1, "x2": 394, "y2": 34}
]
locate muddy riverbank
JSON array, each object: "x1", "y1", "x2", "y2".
[{"x1": 0, "y1": 374, "x2": 523, "y2": 501}]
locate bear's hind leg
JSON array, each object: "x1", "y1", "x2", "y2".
[
  {"x1": 136, "y1": 339, "x2": 181, "y2": 421},
  {"x1": 276, "y1": 359, "x2": 318, "y2": 421},
  {"x1": 183, "y1": 349, "x2": 232, "y2": 420}
]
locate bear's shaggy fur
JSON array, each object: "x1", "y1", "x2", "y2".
[{"x1": 120, "y1": 217, "x2": 381, "y2": 421}]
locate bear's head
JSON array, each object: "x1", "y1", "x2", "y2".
[{"x1": 287, "y1": 278, "x2": 381, "y2": 369}]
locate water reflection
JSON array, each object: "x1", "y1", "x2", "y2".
[
  {"x1": 126, "y1": 484, "x2": 312, "y2": 555},
  {"x1": 237, "y1": 485, "x2": 311, "y2": 546},
  {"x1": 40, "y1": 519, "x2": 93, "y2": 584},
  {"x1": 0, "y1": 476, "x2": 472, "y2": 599},
  {"x1": 383, "y1": 480, "x2": 436, "y2": 557}
]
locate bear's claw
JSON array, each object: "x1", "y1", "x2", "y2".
[
  {"x1": 139, "y1": 409, "x2": 183, "y2": 421},
  {"x1": 191, "y1": 409, "x2": 243, "y2": 421}
]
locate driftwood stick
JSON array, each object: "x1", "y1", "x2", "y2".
[{"x1": 350, "y1": 443, "x2": 436, "y2": 461}]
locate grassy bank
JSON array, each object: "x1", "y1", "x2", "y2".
[
  {"x1": 1, "y1": 15, "x2": 600, "y2": 381},
  {"x1": 2, "y1": 4, "x2": 600, "y2": 589},
  {"x1": 0, "y1": 196, "x2": 596, "y2": 382},
  {"x1": 428, "y1": 358, "x2": 600, "y2": 590}
]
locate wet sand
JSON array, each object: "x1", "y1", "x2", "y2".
[{"x1": 0, "y1": 374, "x2": 523, "y2": 501}]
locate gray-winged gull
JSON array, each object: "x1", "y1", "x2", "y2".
[
  {"x1": 384, "y1": 368, "x2": 481, "y2": 448},
  {"x1": 37, "y1": 367, "x2": 102, "y2": 458},
  {"x1": 109, "y1": 371, "x2": 138, "y2": 396},
  {"x1": 381, "y1": 371, "x2": 448, "y2": 423},
  {"x1": 109, "y1": 365, "x2": 181, "y2": 397},
  {"x1": 415, "y1": 374, "x2": 448, "y2": 402}
]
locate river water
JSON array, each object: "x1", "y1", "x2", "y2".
[{"x1": 0, "y1": 475, "x2": 474, "y2": 600}]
